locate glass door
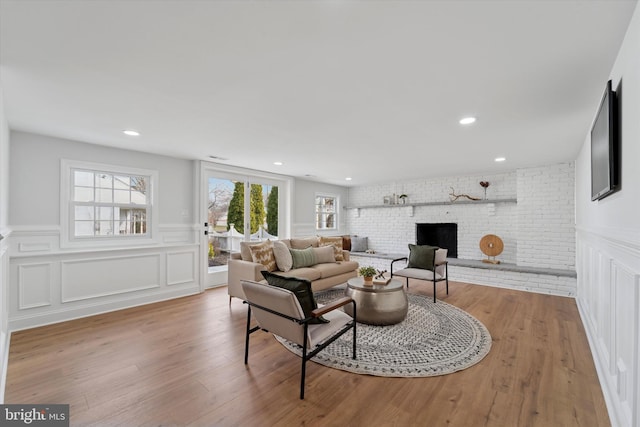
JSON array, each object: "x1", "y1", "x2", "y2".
[
  {"x1": 206, "y1": 176, "x2": 241, "y2": 287},
  {"x1": 201, "y1": 166, "x2": 285, "y2": 289}
]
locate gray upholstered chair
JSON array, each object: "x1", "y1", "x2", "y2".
[
  {"x1": 241, "y1": 279, "x2": 357, "y2": 399},
  {"x1": 391, "y1": 247, "x2": 449, "y2": 303}
]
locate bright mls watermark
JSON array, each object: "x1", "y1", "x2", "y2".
[{"x1": 1, "y1": 405, "x2": 69, "y2": 426}]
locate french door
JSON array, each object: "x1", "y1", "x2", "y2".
[{"x1": 200, "y1": 163, "x2": 290, "y2": 289}]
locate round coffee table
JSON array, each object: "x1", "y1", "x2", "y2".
[{"x1": 343, "y1": 277, "x2": 408, "y2": 325}]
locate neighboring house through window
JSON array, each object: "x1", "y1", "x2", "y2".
[
  {"x1": 61, "y1": 160, "x2": 158, "y2": 247},
  {"x1": 315, "y1": 194, "x2": 337, "y2": 230}
]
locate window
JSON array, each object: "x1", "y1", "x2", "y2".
[
  {"x1": 315, "y1": 194, "x2": 337, "y2": 230},
  {"x1": 61, "y1": 160, "x2": 158, "y2": 247}
]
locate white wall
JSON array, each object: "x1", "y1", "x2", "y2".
[
  {"x1": 517, "y1": 163, "x2": 576, "y2": 270},
  {"x1": 7, "y1": 132, "x2": 200, "y2": 331},
  {"x1": 575, "y1": 4, "x2": 640, "y2": 427},
  {"x1": 0, "y1": 86, "x2": 10, "y2": 402},
  {"x1": 293, "y1": 179, "x2": 350, "y2": 237},
  {"x1": 9, "y1": 132, "x2": 194, "y2": 226}
]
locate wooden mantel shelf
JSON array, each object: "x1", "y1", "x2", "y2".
[{"x1": 343, "y1": 198, "x2": 517, "y2": 210}]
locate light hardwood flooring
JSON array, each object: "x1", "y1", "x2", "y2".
[{"x1": 5, "y1": 281, "x2": 609, "y2": 426}]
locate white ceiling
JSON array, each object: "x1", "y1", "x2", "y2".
[{"x1": 0, "y1": 0, "x2": 636, "y2": 186}]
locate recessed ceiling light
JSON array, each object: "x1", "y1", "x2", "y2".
[
  {"x1": 273, "y1": 161, "x2": 283, "y2": 166},
  {"x1": 123, "y1": 130, "x2": 140, "y2": 136},
  {"x1": 495, "y1": 157, "x2": 506, "y2": 162},
  {"x1": 459, "y1": 117, "x2": 476, "y2": 125},
  {"x1": 345, "y1": 177, "x2": 352, "y2": 181}
]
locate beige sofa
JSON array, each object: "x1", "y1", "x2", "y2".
[{"x1": 227, "y1": 236, "x2": 358, "y2": 301}]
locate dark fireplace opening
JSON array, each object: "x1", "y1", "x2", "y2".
[{"x1": 416, "y1": 223, "x2": 458, "y2": 258}]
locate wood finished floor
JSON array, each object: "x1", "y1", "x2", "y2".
[{"x1": 5, "y1": 281, "x2": 609, "y2": 426}]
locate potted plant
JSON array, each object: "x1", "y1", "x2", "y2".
[{"x1": 358, "y1": 266, "x2": 376, "y2": 285}]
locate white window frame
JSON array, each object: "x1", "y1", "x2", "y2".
[
  {"x1": 60, "y1": 159, "x2": 159, "y2": 248},
  {"x1": 315, "y1": 193, "x2": 338, "y2": 231}
]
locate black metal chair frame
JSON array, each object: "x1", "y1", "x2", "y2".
[
  {"x1": 243, "y1": 297, "x2": 356, "y2": 399},
  {"x1": 390, "y1": 256, "x2": 449, "y2": 303}
]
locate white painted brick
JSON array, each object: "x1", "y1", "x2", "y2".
[{"x1": 346, "y1": 163, "x2": 576, "y2": 296}]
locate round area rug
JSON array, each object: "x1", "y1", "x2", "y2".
[{"x1": 275, "y1": 289, "x2": 492, "y2": 377}]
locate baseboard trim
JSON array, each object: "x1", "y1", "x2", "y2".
[
  {"x1": 576, "y1": 297, "x2": 624, "y2": 427},
  {"x1": 8, "y1": 286, "x2": 200, "y2": 332}
]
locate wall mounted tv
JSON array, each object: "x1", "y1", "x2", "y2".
[{"x1": 590, "y1": 79, "x2": 620, "y2": 201}]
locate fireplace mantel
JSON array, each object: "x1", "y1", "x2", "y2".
[{"x1": 343, "y1": 198, "x2": 516, "y2": 210}]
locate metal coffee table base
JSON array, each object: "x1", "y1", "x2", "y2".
[{"x1": 343, "y1": 278, "x2": 408, "y2": 325}]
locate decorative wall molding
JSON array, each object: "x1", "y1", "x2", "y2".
[
  {"x1": 18, "y1": 262, "x2": 52, "y2": 309},
  {"x1": 167, "y1": 251, "x2": 196, "y2": 286},
  {"x1": 61, "y1": 254, "x2": 161, "y2": 303},
  {"x1": 577, "y1": 227, "x2": 640, "y2": 427},
  {"x1": 8, "y1": 224, "x2": 198, "y2": 258},
  {"x1": 9, "y1": 243, "x2": 200, "y2": 330},
  {"x1": 18, "y1": 242, "x2": 52, "y2": 252}
]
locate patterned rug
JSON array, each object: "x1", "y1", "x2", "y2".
[{"x1": 275, "y1": 289, "x2": 492, "y2": 377}]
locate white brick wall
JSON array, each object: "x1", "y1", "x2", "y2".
[
  {"x1": 346, "y1": 163, "x2": 576, "y2": 295},
  {"x1": 516, "y1": 163, "x2": 575, "y2": 270},
  {"x1": 347, "y1": 171, "x2": 518, "y2": 263}
]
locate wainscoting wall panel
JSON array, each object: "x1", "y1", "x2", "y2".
[
  {"x1": 166, "y1": 251, "x2": 195, "y2": 286},
  {"x1": 61, "y1": 255, "x2": 161, "y2": 302},
  {"x1": 17, "y1": 262, "x2": 52, "y2": 309},
  {"x1": 577, "y1": 228, "x2": 640, "y2": 427},
  {"x1": 8, "y1": 225, "x2": 201, "y2": 331}
]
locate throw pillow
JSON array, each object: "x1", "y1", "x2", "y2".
[
  {"x1": 407, "y1": 244, "x2": 437, "y2": 271},
  {"x1": 261, "y1": 271, "x2": 329, "y2": 324},
  {"x1": 312, "y1": 245, "x2": 336, "y2": 264},
  {"x1": 351, "y1": 236, "x2": 368, "y2": 252},
  {"x1": 319, "y1": 236, "x2": 344, "y2": 261},
  {"x1": 240, "y1": 241, "x2": 264, "y2": 261},
  {"x1": 249, "y1": 240, "x2": 277, "y2": 272},
  {"x1": 272, "y1": 240, "x2": 293, "y2": 272},
  {"x1": 289, "y1": 247, "x2": 317, "y2": 269}
]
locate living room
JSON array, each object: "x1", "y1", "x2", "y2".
[{"x1": 1, "y1": 1, "x2": 639, "y2": 425}]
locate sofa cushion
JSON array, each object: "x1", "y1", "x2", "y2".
[
  {"x1": 260, "y1": 271, "x2": 328, "y2": 324},
  {"x1": 249, "y1": 240, "x2": 277, "y2": 272},
  {"x1": 273, "y1": 240, "x2": 293, "y2": 272},
  {"x1": 319, "y1": 236, "x2": 344, "y2": 261},
  {"x1": 290, "y1": 237, "x2": 319, "y2": 249},
  {"x1": 290, "y1": 247, "x2": 316, "y2": 269},
  {"x1": 275, "y1": 267, "x2": 322, "y2": 282},
  {"x1": 312, "y1": 245, "x2": 336, "y2": 264},
  {"x1": 311, "y1": 260, "x2": 359, "y2": 279}
]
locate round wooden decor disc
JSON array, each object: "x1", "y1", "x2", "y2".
[{"x1": 479, "y1": 234, "x2": 504, "y2": 257}]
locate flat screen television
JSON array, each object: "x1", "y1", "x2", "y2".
[{"x1": 590, "y1": 80, "x2": 620, "y2": 201}]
